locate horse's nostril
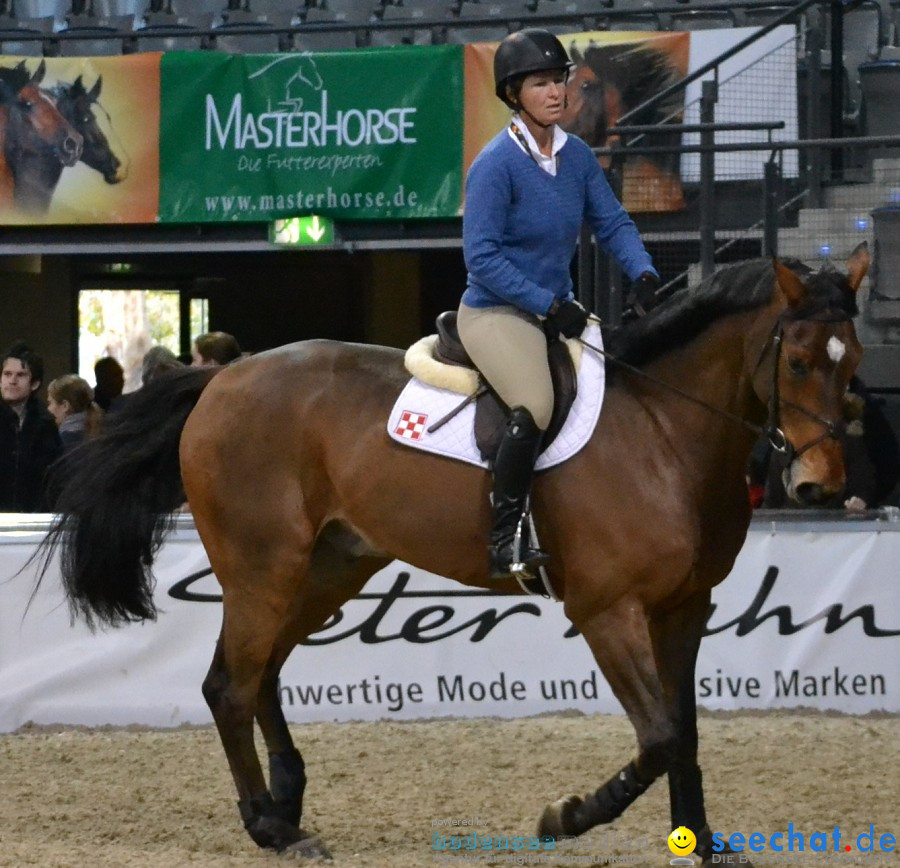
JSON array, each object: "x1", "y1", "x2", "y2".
[{"x1": 794, "y1": 482, "x2": 825, "y2": 505}]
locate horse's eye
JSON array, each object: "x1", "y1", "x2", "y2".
[
  {"x1": 82, "y1": 115, "x2": 91, "y2": 125},
  {"x1": 787, "y1": 357, "x2": 808, "y2": 376},
  {"x1": 20, "y1": 99, "x2": 32, "y2": 110}
]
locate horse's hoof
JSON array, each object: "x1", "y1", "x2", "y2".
[
  {"x1": 280, "y1": 833, "x2": 333, "y2": 862},
  {"x1": 702, "y1": 853, "x2": 754, "y2": 867},
  {"x1": 537, "y1": 794, "x2": 582, "y2": 839},
  {"x1": 247, "y1": 815, "x2": 304, "y2": 851}
]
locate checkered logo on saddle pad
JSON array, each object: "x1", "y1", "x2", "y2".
[{"x1": 394, "y1": 411, "x2": 428, "y2": 440}]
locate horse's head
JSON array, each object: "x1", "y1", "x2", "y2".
[
  {"x1": 560, "y1": 46, "x2": 616, "y2": 153},
  {"x1": 57, "y1": 76, "x2": 124, "y2": 184},
  {"x1": 752, "y1": 243, "x2": 868, "y2": 506},
  {"x1": 0, "y1": 61, "x2": 82, "y2": 169}
]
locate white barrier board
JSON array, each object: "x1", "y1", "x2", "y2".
[{"x1": 1, "y1": 516, "x2": 898, "y2": 731}]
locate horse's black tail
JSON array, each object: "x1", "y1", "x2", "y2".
[{"x1": 35, "y1": 365, "x2": 220, "y2": 630}]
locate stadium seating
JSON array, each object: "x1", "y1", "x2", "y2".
[
  {"x1": 0, "y1": 13, "x2": 48, "y2": 55},
  {"x1": 91, "y1": 0, "x2": 149, "y2": 17},
  {"x1": 445, "y1": 2, "x2": 517, "y2": 44},
  {"x1": 0, "y1": 1, "x2": 892, "y2": 56},
  {"x1": 132, "y1": 21, "x2": 207, "y2": 50},
  {"x1": 369, "y1": 3, "x2": 443, "y2": 47}
]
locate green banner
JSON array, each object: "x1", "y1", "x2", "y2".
[{"x1": 159, "y1": 47, "x2": 463, "y2": 223}]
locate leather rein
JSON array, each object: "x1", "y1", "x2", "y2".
[{"x1": 579, "y1": 308, "x2": 852, "y2": 463}]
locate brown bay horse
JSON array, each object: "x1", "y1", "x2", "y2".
[
  {"x1": 0, "y1": 60, "x2": 82, "y2": 213},
  {"x1": 38, "y1": 247, "x2": 869, "y2": 863}
]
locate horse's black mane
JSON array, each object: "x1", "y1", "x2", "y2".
[
  {"x1": 605, "y1": 257, "x2": 859, "y2": 369},
  {"x1": 0, "y1": 62, "x2": 34, "y2": 99}
]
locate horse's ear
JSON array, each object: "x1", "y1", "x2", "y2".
[
  {"x1": 88, "y1": 75, "x2": 102, "y2": 100},
  {"x1": 774, "y1": 258, "x2": 807, "y2": 309},
  {"x1": 31, "y1": 59, "x2": 46, "y2": 86},
  {"x1": 845, "y1": 240, "x2": 870, "y2": 293}
]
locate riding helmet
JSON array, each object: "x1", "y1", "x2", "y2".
[{"x1": 493, "y1": 29, "x2": 573, "y2": 106}]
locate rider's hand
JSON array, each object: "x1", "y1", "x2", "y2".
[
  {"x1": 627, "y1": 272, "x2": 660, "y2": 317},
  {"x1": 546, "y1": 299, "x2": 589, "y2": 339}
]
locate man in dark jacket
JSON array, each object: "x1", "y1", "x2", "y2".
[{"x1": 0, "y1": 342, "x2": 62, "y2": 512}]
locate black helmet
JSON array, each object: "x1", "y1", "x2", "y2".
[{"x1": 493, "y1": 29, "x2": 572, "y2": 106}]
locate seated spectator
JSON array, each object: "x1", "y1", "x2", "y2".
[
  {"x1": 0, "y1": 342, "x2": 62, "y2": 512},
  {"x1": 93, "y1": 356, "x2": 124, "y2": 412},
  {"x1": 192, "y1": 331, "x2": 242, "y2": 366},
  {"x1": 47, "y1": 374, "x2": 102, "y2": 452}
]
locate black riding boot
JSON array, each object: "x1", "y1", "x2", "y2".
[{"x1": 489, "y1": 407, "x2": 550, "y2": 580}]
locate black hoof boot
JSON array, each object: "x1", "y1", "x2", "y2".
[{"x1": 239, "y1": 793, "x2": 303, "y2": 851}]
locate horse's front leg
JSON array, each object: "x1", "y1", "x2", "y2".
[
  {"x1": 651, "y1": 591, "x2": 755, "y2": 868},
  {"x1": 539, "y1": 594, "x2": 677, "y2": 838}
]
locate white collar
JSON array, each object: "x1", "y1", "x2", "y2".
[{"x1": 508, "y1": 115, "x2": 567, "y2": 176}]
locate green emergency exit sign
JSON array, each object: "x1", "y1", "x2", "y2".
[{"x1": 270, "y1": 215, "x2": 335, "y2": 246}]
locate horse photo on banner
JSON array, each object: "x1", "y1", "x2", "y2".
[
  {"x1": 0, "y1": 53, "x2": 159, "y2": 224},
  {"x1": 463, "y1": 31, "x2": 689, "y2": 213}
]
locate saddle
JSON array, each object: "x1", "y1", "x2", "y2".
[{"x1": 432, "y1": 311, "x2": 578, "y2": 463}]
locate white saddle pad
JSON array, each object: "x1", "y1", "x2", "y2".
[{"x1": 386, "y1": 323, "x2": 606, "y2": 470}]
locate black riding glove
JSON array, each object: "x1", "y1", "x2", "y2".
[
  {"x1": 546, "y1": 299, "x2": 589, "y2": 339},
  {"x1": 626, "y1": 272, "x2": 660, "y2": 317}
]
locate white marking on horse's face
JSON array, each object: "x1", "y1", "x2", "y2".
[{"x1": 827, "y1": 336, "x2": 846, "y2": 363}]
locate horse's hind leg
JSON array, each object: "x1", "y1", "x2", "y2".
[
  {"x1": 252, "y1": 537, "x2": 391, "y2": 854},
  {"x1": 203, "y1": 604, "x2": 305, "y2": 852},
  {"x1": 539, "y1": 595, "x2": 677, "y2": 838}
]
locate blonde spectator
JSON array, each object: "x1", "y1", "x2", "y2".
[{"x1": 47, "y1": 375, "x2": 102, "y2": 452}]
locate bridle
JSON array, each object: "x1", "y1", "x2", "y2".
[
  {"x1": 579, "y1": 306, "x2": 853, "y2": 464},
  {"x1": 755, "y1": 309, "x2": 851, "y2": 463}
]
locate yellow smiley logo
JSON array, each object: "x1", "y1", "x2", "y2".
[{"x1": 668, "y1": 826, "x2": 697, "y2": 856}]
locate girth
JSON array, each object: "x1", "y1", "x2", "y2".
[{"x1": 433, "y1": 310, "x2": 578, "y2": 463}]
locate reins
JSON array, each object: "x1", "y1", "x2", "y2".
[{"x1": 579, "y1": 308, "x2": 851, "y2": 460}]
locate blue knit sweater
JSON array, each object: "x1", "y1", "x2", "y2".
[{"x1": 462, "y1": 129, "x2": 656, "y2": 315}]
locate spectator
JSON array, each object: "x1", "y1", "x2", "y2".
[
  {"x1": 93, "y1": 356, "x2": 124, "y2": 412},
  {"x1": 0, "y1": 342, "x2": 62, "y2": 511},
  {"x1": 141, "y1": 345, "x2": 184, "y2": 386},
  {"x1": 848, "y1": 376, "x2": 900, "y2": 507},
  {"x1": 47, "y1": 374, "x2": 102, "y2": 452},
  {"x1": 192, "y1": 331, "x2": 242, "y2": 366}
]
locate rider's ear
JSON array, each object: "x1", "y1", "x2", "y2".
[
  {"x1": 845, "y1": 241, "x2": 869, "y2": 293},
  {"x1": 773, "y1": 258, "x2": 807, "y2": 309}
]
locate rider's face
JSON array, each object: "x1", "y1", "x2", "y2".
[{"x1": 516, "y1": 69, "x2": 568, "y2": 126}]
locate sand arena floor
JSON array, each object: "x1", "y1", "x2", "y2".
[{"x1": 1, "y1": 711, "x2": 898, "y2": 868}]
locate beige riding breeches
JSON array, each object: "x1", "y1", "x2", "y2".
[{"x1": 457, "y1": 302, "x2": 553, "y2": 431}]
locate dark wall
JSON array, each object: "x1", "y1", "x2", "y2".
[
  {"x1": 0, "y1": 256, "x2": 74, "y2": 396},
  {"x1": 0, "y1": 245, "x2": 469, "y2": 393}
]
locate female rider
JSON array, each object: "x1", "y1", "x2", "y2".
[{"x1": 458, "y1": 28, "x2": 659, "y2": 580}]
